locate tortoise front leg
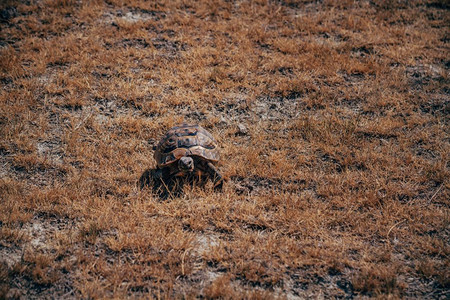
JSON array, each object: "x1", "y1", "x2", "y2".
[
  {"x1": 138, "y1": 167, "x2": 165, "y2": 190},
  {"x1": 206, "y1": 162, "x2": 223, "y2": 190},
  {"x1": 138, "y1": 168, "x2": 153, "y2": 189}
]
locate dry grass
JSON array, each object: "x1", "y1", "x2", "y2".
[{"x1": 0, "y1": 0, "x2": 449, "y2": 298}]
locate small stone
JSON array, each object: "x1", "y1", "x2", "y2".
[
  {"x1": 237, "y1": 123, "x2": 248, "y2": 135},
  {"x1": 219, "y1": 115, "x2": 227, "y2": 124}
]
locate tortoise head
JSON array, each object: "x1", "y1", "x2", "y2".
[{"x1": 178, "y1": 156, "x2": 194, "y2": 173}]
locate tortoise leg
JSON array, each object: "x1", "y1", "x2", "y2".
[
  {"x1": 157, "y1": 168, "x2": 176, "y2": 197},
  {"x1": 153, "y1": 168, "x2": 163, "y2": 180},
  {"x1": 139, "y1": 167, "x2": 178, "y2": 199},
  {"x1": 138, "y1": 168, "x2": 165, "y2": 192},
  {"x1": 138, "y1": 168, "x2": 153, "y2": 189},
  {"x1": 206, "y1": 162, "x2": 223, "y2": 190}
]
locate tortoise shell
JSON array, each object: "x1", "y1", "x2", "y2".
[{"x1": 154, "y1": 124, "x2": 220, "y2": 167}]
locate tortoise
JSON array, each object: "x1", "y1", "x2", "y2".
[{"x1": 139, "y1": 123, "x2": 223, "y2": 193}]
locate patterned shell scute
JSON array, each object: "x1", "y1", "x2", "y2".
[{"x1": 154, "y1": 124, "x2": 219, "y2": 167}]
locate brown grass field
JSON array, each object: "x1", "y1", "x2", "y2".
[{"x1": 0, "y1": 0, "x2": 449, "y2": 298}]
